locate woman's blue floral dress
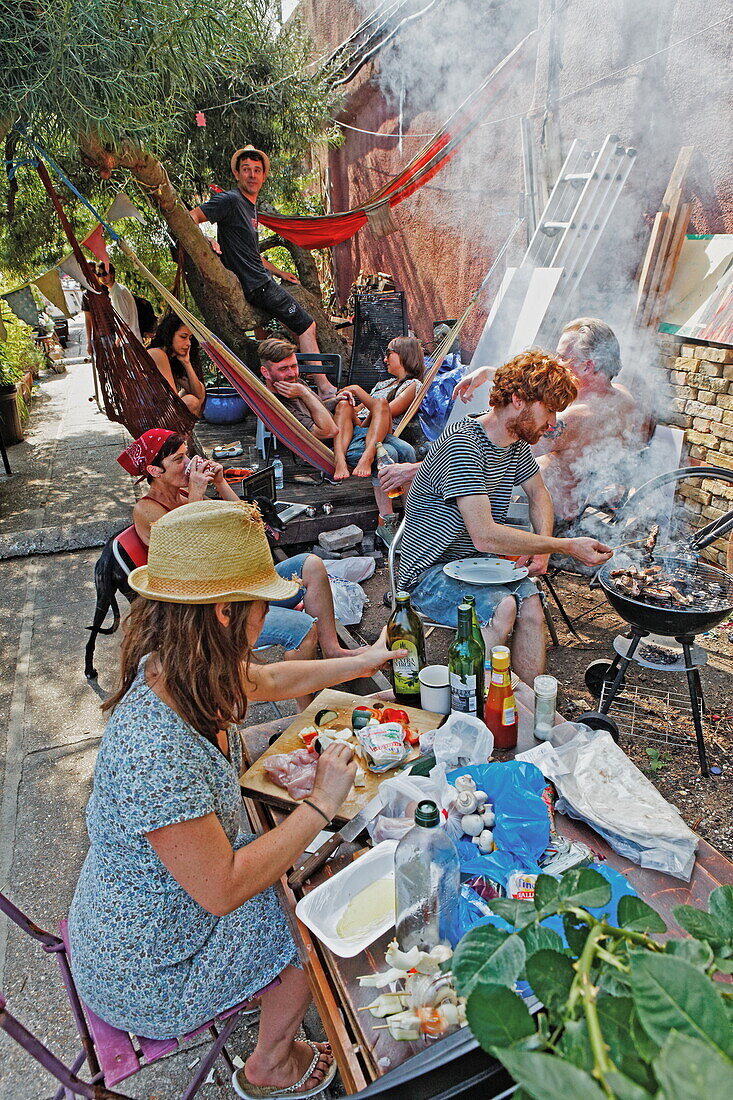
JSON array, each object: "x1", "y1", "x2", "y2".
[{"x1": 68, "y1": 659, "x2": 298, "y2": 1038}]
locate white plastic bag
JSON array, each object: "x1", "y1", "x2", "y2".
[
  {"x1": 533, "y1": 724, "x2": 699, "y2": 881},
  {"x1": 325, "y1": 556, "x2": 376, "y2": 583},
  {"x1": 326, "y1": 575, "x2": 368, "y2": 625},
  {"x1": 368, "y1": 773, "x2": 442, "y2": 843},
  {"x1": 433, "y1": 712, "x2": 494, "y2": 769}
]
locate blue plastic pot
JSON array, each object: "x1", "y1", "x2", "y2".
[{"x1": 203, "y1": 386, "x2": 247, "y2": 425}]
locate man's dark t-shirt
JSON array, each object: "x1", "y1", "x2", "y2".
[{"x1": 199, "y1": 189, "x2": 269, "y2": 296}]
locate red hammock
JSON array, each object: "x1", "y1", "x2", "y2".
[{"x1": 259, "y1": 32, "x2": 534, "y2": 249}]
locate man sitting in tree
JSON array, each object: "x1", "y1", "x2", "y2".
[{"x1": 190, "y1": 144, "x2": 335, "y2": 397}]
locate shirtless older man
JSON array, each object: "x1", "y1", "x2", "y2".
[{"x1": 450, "y1": 318, "x2": 641, "y2": 527}]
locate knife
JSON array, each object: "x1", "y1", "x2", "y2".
[{"x1": 287, "y1": 792, "x2": 384, "y2": 891}]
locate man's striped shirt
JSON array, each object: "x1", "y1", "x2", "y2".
[{"x1": 398, "y1": 416, "x2": 539, "y2": 590}]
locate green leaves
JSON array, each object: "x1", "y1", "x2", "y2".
[
  {"x1": 452, "y1": 925, "x2": 526, "y2": 998},
  {"x1": 557, "y1": 868, "x2": 612, "y2": 910},
  {"x1": 486, "y1": 897, "x2": 537, "y2": 928},
  {"x1": 495, "y1": 1050, "x2": 607, "y2": 1100},
  {"x1": 465, "y1": 984, "x2": 535, "y2": 1049},
  {"x1": 629, "y1": 952, "x2": 733, "y2": 1057},
  {"x1": 617, "y1": 895, "x2": 667, "y2": 934},
  {"x1": 525, "y1": 950, "x2": 575, "y2": 1013},
  {"x1": 458, "y1": 871, "x2": 732, "y2": 1100},
  {"x1": 653, "y1": 1031, "x2": 733, "y2": 1098}
]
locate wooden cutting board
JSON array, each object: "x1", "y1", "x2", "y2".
[{"x1": 239, "y1": 689, "x2": 443, "y2": 823}]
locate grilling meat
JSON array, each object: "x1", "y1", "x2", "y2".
[{"x1": 643, "y1": 524, "x2": 660, "y2": 558}]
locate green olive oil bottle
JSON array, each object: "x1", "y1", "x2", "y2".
[{"x1": 386, "y1": 591, "x2": 426, "y2": 705}]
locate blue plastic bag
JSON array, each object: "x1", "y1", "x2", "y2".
[
  {"x1": 453, "y1": 864, "x2": 638, "y2": 949},
  {"x1": 418, "y1": 353, "x2": 466, "y2": 441},
  {"x1": 447, "y1": 761, "x2": 550, "y2": 885}
]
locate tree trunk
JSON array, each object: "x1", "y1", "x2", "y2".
[{"x1": 79, "y1": 136, "x2": 347, "y2": 359}]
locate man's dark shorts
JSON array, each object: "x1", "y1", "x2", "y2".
[{"x1": 248, "y1": 280, "x2": 313, "y2": 337}]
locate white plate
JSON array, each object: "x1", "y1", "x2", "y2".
[
  {"x1": 443, "y1": 557, "x2": 529, "y2": 585},
  {"x1": 295, "y1": 840, "x2": 397, "y2": 958}
]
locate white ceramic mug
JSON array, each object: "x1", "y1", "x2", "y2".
[{"x1": 419, "y1": 665, "x2": 451, "y2": 715}]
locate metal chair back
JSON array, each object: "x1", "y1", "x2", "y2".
[{"x1": 295, "y1": 352, "x2": 343, "y2": 390}]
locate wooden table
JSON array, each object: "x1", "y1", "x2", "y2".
[{"x1": 239, "y1": 694, "x2": 733, "y2": 1096}]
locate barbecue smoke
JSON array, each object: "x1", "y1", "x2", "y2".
[{"x1": 345, "y1": 0, "x2": 731, "y2": 507}]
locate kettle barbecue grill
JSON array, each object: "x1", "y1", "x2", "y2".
[{"x1": 579, "y1": 466, "x2": 733, "y2": 777}]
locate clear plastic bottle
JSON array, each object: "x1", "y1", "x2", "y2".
[
  {"x1": 272, "y1": 455, "x2": 284, "y2": 490},
  {"x1": 394, "y1": 800, "x2": 460, "y2": 951}
]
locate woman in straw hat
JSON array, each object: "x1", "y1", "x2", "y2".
[{"x1": 69, "y1": 500, "x2": 404, "y2": 1099}]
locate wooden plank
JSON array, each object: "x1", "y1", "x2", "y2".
[
  {"x1": 661, "y1": 145, "x2": 695, "y2": 207},
  {"x1": 635, "y1": 210, "x2": 668, "y2": 318},
  {"x1": 240, "y1": 689, "x2": 443, "y2": 824},
  {"x1": 641, "y1": 198, "x2": 683, "y2": 328},
  {"x1": 647, "y1": 201, "x2": 693, "y2": 329},
  {"x1": 635, "y1": 146, "x2": 695, "y2": 324}
]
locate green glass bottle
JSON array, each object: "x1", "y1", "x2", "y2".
[
  {"x1": 386, "y1": 591, "x2": 426, "y2": 705},
  {"x1": 448, "y1": 603, "x2": 485, "y2": 716},
  {"x1": 462, "y1": 593, "x2": 486, "y2": 675}
]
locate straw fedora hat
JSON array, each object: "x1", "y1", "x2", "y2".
[
  {"x1": 231, "y1": 145, "x2": 270, "y2": 178},
  {"x1": 128, "y1": 500, "x2": 301, "y2": 604}
]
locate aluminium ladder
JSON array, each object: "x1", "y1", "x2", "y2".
[{"x1": 521, "y1": 135, "x2": 637, "y2": 343}]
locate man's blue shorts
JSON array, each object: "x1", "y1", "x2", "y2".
[
  {"x1": 256, "y1": 553, "x2": 315, "y2": 651},
  {"x1": 345, "y1": 427, "x2": 416, "y2": 483},
  {"x1": 409, "y1": 560, "x2": 539, "y2": 628}
]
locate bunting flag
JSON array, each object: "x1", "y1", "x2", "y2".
[
  {"x1": 81, "y1": 223, "x2": 110, "y2": 264},
  {"x1": 57, "y1": 253, "x2": 93, "y2": 290},
  {"x1": 33, "y1": 268, "x2": 72, "y2": 317},
  {"x1": 0, "y1": 286, "x2": 40, "y2": 328},
  {"x1": 106, "y1": 191, "x2": 146, "y2": 224}
]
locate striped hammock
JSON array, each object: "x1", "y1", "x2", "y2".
[{"x1": 258, "y1": 31, "x2": 535, "y2": 249}]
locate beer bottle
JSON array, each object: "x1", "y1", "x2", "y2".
[
  {"x1": 484, "y1": 645, "x2": 518, "y2": 749},
  {"x1": 376, "y1": 442, "x2": 401, "y2": 500},
  {"x1": 448, "y1": 603, "x2": 485, "y2": 716},
  {"x1": 386, "y1": 591, "x2": 426, "y2": 705},
  {"x1": 462, "y1": 594, "x2": 486, "y2": 680}
]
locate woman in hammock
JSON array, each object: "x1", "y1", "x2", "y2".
[
  {"x1": 69, "y1": 500, "x2": 404, "y2": 1099},
  {"x1": 332, "y1": 336, "x2": 424, "y2": 495},
  {"x1": 149, "y1": 313, "x2": 207, "y2": 417}
]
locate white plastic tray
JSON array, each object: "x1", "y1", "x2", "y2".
[{"x1": 295, "y1": 840, "x2": 397, "y2": 958}]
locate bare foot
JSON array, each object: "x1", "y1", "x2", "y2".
[
  {"x1": 352, "y1": 455, "x2": 373, "y2": 478},
  {"x1": 333, "y1": 461, "x2": 350, "y2": 481},
  {"x1": 242, "y1": 1040, "x2": 333, "y2": 1093}
]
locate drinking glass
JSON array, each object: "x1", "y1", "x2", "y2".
[{"x1": 246, "y1": 445, "x2": 261, "y2": 472}]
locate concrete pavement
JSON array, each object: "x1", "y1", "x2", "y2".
[{"x1": 0, "y1": 321, "x2": 323, "y2": 1098}]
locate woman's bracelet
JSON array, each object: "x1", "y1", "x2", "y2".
[{"x1": 302, "y1": 799, "x2": 331, "y2": 824}]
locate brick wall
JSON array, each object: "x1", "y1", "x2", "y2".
[{"x1": 659, "y1": 338, "x2": 733, "y2": 568}]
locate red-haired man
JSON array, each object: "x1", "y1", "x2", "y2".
[{"x1": 398, "y1": 350, "x2": 613, "y2": 682}]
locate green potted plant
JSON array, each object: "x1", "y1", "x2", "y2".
[
  {"x1": 453, "y1": 869, "x2": 733, "y2": 1098},
  {"x1": 0, "y1": 312, "x2": 45, "y2": 444}
]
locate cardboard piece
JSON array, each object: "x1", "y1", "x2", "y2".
[{"x1": 447, "y1": 266, "x2": 562, "y2": 424}]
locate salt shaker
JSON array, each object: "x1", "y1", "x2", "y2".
[{"x1": 533, "y1": 675, "x2": 558, "y2": 741}]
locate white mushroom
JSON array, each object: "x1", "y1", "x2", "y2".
[
  {"x1": 474, "y1": 790, "x2": 488, "y2": 806},
  {"x1": 471, "y1": 828, "x2": 494, "y2": 854},
  {"x1": 454, "y1": 775, "x2": 477, "y2": 793},
  {"x1": 461, "y1": 813, "x2": 484, "y2": 837},
  {"x1": 455, "y1": 789, "x2": 478, "y2": 814},
  {"x1": 481, "y1": 808, "x2": 496, "y2": 827}
]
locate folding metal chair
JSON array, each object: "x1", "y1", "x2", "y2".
[{"x1": 0, "y1": 890, "x2": 269, "y2": 1100}]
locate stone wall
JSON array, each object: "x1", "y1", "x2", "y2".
[{"x1": 659, "y1": 338, "x2": 733, "y2": 568}]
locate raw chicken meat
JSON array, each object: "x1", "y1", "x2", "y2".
[{"x1": 264, "y1": 748, "x2": 318, "y2": 799}]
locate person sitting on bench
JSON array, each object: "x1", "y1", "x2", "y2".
[{"x1": 116, "y1": 430, "x2": 356, "y2": 708}]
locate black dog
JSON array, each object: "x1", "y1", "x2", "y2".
[{"x1": 85, "y1": 496, "x2": 285, "y2": 680}]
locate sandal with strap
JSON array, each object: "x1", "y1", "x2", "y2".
[{"x1": 232, "y1": 1040, "x2": 336, "y2": 1099}]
